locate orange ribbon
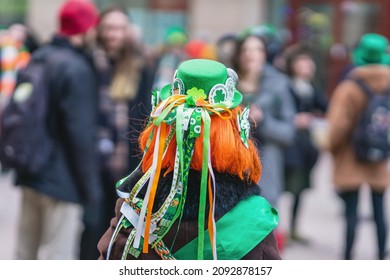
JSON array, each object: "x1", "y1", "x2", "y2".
[{"x1": 142, "y1": 124, "x2": 167, "y2": 253}]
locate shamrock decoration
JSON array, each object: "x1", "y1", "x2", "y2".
[
  {"x1": 225, "y1": 77, "x2": 235, "y2": 100},
  {"x1": 171, "y1": 77, "x2": 185, "y2": 95},
  {"x1": 214, "y1": 89, "x2": 226, "y2": 103},
  {"x1": 185, "y1": 87, "x2": 207, "y2": 106},
  {"x1": 187, "y1": 87, "x2": 207, "y2": 100},
  {"x1": 151, "y1": 88, "x2": 160, "y2": 110},
  {"x1": 237, "y1": 107, "x2": 250, "y2": 148},
  {"x1": 209, "y1": 84, "x2": 228, "y2": 105}
]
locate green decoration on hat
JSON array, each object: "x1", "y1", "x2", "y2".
[
  {"x1": 352, "y1": 33, "x2": 390, "y2": 66},
  {"x1": 185, "y1": 87, "x2": 207, "y2": 106},
  {"x1": 151, "y1": 88, "x2": 160, "y2": 111},
  {"x1": 187, "y1": 87, "x2": 207, "y2": 100},
  {"x1": 237, "y1": 106, "x2": 250, "y2": 148}
]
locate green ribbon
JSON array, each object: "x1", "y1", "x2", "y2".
[
  {"x1": 164, "y1": 108, "x2": 177, "y2": 125},
  {"x1": 174, "y1": 195, "x2": 279, "y2": 260},
  {"x1": 189, "y1": 108, "x2": 202, "y2": 138},
  {"x1": 197, "y1": 109, "x2": 211, "y2": 259},
  {"x1": 150, "y1": 104, "x2": 193, "y2": 248},
  {"x1": 169, "y1": 105, "x2": 192, "y2": 246},
  {"x1": 176, "y1": 105, "x2": 185, "y2": 189},
  {"x1": 154, "y1": 99, "x2": 182, "y2": 126}
]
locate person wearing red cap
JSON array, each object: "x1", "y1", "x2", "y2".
[
  {"x1": 14, "y1": 0, "x2": 102, "y2": 259},
  {"x1": 59, "y1": 0, "x2": 98, "y2": 37}
]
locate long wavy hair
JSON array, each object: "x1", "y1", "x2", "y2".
[{"x1": 97, "y1": 6, "x2": 143, "y2": 101}]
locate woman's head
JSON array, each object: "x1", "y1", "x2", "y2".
[
  {"x1": 97, "y1": 6, "x2": 144, "y2": 101},
  {"x1": 232, "y1": 35, "x2": 267, "y2": 76},
  {"x1": 139, "y1": 107, "x2": 262, "y2": 184},
  {"x1": 137, "y1": 59, "x2": 262, "y2": 184},
  {"x1": 286, "y1": 47, "x2": 315, "y2": 80},
  {"x1": 98, "y1": 6, "x2": 131, "y2": 56}
]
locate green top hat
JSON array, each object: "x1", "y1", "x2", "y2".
[
  {"x1": 352, "y1": 33, "x2": 390, "y2": 66},
  {"x1": 159, "y1": 59, "x2": 243, "y2": 109}
]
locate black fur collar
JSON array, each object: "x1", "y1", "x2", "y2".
[{"x1": 119, "y1": 168, "x2": 260, "y2": 220}]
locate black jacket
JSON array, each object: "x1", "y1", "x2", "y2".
[
  {"x1": 284, "y1": 82, "x2": 328, "y2": 168},
  {"x1": 16, "y1": 36, "x2": 102, "y2": 205}
]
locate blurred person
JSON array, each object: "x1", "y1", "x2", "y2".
[
  {"x1": 0, "y1": 24, "x2": 31, "y2": 113},
  {"x1": 14, "y1": 0, "x2": 102, "y2": 260},
  {"x1": 232, "y1": 32, "x2": 296, "y2": 252},
  {"x1": 283, "y1": 45, "x2": 328, "y2": 244},
  {"x1": 0, "y1": 24, "x2": 38, "y2": 173},
  {"x1": 7, "y1": 23, "x2": 28, "y2": 47},
  {"x1": 8, "y1": 23, "x2": 41, "y2": 54},
  {"x1": 216, "y1": 32, "x2": 237, "y2": 68},
  {"x1": 326, "y1": 33, "x2": 390, "y2": 260},
  {"x1": 185, "y1": 39, "x2": 217, "y2": 60},
  {"x1": 98, "y1": 59, "x2": 281, "y2": 260},
  {"x1": 248, "y1": 24, "x2": 286, "y2": 66},
  {"x1": 82, "y1": 5, "x2": 153, "y2": 260},
  {"x1": 152, "y1": 26, "x2": 188, "y2": 91}
]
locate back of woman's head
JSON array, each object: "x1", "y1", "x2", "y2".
[
  {"x1": 285, "y1": 45, "x2": 315, "y2": 77},
  {"x1": 139, "y1": 107, "x2": 262, "y2": 184}
]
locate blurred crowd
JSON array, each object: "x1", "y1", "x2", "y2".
[{"x1": 0, "y1": 0, "x2": 389, "y2": 260}]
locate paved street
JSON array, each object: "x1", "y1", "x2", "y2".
[
  {"x1": 1, "y1": 152, "x2": 389, "y2": 260},
  {"x1": 280, "y1": 152, "x2": 390, "y2": 260},
  {"x1": 0, "y1": 170, "x2": 20, "y2": 260}
]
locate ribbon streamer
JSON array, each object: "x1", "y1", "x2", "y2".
[
  {"x1": 197, "y1": 109, "x2": 211, "y2": 259},
  {"x1": 133, "y1": 125, "x2": 162, "y2": 249}
]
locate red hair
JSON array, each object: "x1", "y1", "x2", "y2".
[{"x1": 139, "y1": 107, "x2": 261, "y2": 183}]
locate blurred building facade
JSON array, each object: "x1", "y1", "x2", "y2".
[
  {"x1": 1, "y1": 0, "x2": 390, "y2": 94},
  {"x1": 2, "y1": 0, "x2": 389, "y2": 44},
  {"x1": 0, "y1": 0, "x2": 268, "y2": 45},
  {"x1": 284, "y1": 0, "x2": 390, "y2": 95}
]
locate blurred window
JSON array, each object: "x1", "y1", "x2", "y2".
[
  {"x1": 96, "y1": 0, "x2": 187, "y2": 47},
  {"x1": 342, "y1": 2, "x2": 380, "y2": 48}
]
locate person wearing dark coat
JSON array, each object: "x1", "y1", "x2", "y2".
[
  {"x1": 14, "y1": 0, "x2": 102, "y2": 259},
  {"x1": 283, "y1": 46, "x2": 327, "y2": 243},
  {"x1": 231, "y1": 32, "x2": 296, "y2": 252},
  {"x1": 98, "y1": 59, "x2": 281, "y2": 260},
  {"x1": 79, "y1": 6, "x2": 153, "y2": 260}
]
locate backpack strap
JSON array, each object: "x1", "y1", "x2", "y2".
[
  {"x1": 350, "y1": 77, "x2": 390, "y2": 98},
  {"x1": 383, "y1": 82, "x2": 390, "y2": 97},
  {"x1": 352, "y1": 78, "x2": 374, "y2": 99}
]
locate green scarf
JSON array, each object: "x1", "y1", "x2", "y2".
[{"x1": 174, "y1": 195, "x2": 279, "y2": 260}]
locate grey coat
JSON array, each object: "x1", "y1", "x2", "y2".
[{"x1": 252, "y1": 65, "x2": 296, "y2": 207}]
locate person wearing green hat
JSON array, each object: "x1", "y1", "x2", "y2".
[
  {"x1": 164, "y1": 26, "x2": 188, "y2": 47},
  {"x1": 352, "y1": 33, "x2": 390, "y2": 66},
  {"x1": 98, "y1": 59, "x2": 281, "y2": 260},
  {"x1": 152, "y1": 26, "x2": 188, "y2": 91},
  {"x1": 326, "y1": 33, "x2": 390, "y2": 259},
  {"x1": 340, "y1": 33, "x2": 390, "y2": 80}
]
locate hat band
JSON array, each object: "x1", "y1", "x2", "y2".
[{"x1": 170, "y1": 69, "x2": 238, "y2": 107}]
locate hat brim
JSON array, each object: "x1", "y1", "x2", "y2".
[
  {"x1": 352, "y1": 48, "x2": 390, "y2": 66},
  {"x1": 160, "y1": 84, "x2": 243, "y2": 109}
]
